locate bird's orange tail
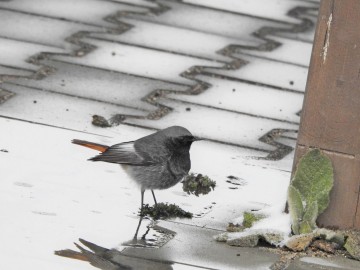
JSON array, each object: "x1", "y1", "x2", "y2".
[{"x1": 72, "y1": 139, "x2": 109, "y2": 153}]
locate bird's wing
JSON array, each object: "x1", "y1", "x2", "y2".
[{"x1": 89, "y1": 141, "x2": 155, "y2": 165}]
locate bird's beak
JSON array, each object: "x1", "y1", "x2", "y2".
[{"x1": 192, "y1": 136, "x2": 203, "y2": 141}]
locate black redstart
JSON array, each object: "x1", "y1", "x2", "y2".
[{"x1": 72, "y1": 126, "x2": 201, "y2": 213}]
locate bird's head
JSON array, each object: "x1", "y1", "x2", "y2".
[
  {"x1": 174, "y1": 135, "x2": 202, "y2": 146},
  {"x1": 168, "y1": 135, "x2": 202, "y2": 154},
  {"x1": 162, "y1": 126, "x2": 202, "y2": 152}
]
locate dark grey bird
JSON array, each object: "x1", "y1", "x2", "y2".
[{"x1": 72, "y1": 126, "x2": 201, "y2": 236}]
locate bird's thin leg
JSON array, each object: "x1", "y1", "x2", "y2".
[
  {"x1": 134, "y1": 215, "x2": 144, "y2": 240},
  {"x1": 134, "y1": 189, "x2": 145, "y2": 239},
  {"x1": 151, "y1": 189, "x2": 158, "y2": 207},
  {"x1": 140, "y1": 189, "x2": 145, "y2": 215}
]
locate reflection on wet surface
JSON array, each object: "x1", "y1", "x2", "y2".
[
  {"x1": 123, "y1": 218, "x2": 176, "y2": 248},
  {"x1": 55, "y1": 238, "x2": 174, "y2": 270}
]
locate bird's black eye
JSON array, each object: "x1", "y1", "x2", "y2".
[
  {"x1": 179, "y1": 136, "x2": 194, "y2": 145},
  {"x1": 175, "y1": 137, "x2": 185, "y2": 144}
]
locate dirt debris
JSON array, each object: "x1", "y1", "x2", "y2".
[{"x1": 140, "y1": 203, "x2": 192, "y2": 220}]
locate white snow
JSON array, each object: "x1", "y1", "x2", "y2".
[
  {"x1": 0, "y1": 83, "x2": 147, "y2": 131},
  {"x1": 0, "y1": 37, "x2": 65, "y2": 71},
  {"x1": 13, "y1": 60, "x2": 188, "y2": 112},
  {"x1": 169, "y1": 76, "x2": 303, "y2": 123},
  {"x1": 94, "y1": 17, "x2": 258, "y2": 62},
  {"x1": 0, "y1": 118, "x2": 142, "y2": 270},
  {"x1": 0, "y1": 0, "x2": 148, "y2": 27},
  {"x1": 0, "y1": 10, "x2": 101, "y2": 49},
  {"x1": 0, "y1": 65, "x2": 32, "y2": 77},
  {"x1": 183, "y1": 0, "x2": 315, "y2": 24},
  {"x1": 208, "y1": 54, "x2": 309, "y2": 92},
  {"x1": 54, "y1": 38, "x2": 225, "y2": 84},
  {"x1": 244, "y1": 35, "x2": 313, "y2": 66},
  {"x1": 131, "y1": 0, "x2": 286, "y2": 41}
]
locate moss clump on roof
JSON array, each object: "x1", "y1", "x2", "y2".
[
  {"x1": 182, "y1": 173, "x2": 216, "y2": 196},
  {"x1": 140, "y1": 203, "x2": 192, "y2": 220}
]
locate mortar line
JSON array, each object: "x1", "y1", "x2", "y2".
[
  {"x1": 200, "y1": 71, "x2": 305, "y2": 94},
  {"x1": 0, "y1": 64, "x2": 34, "y2": 72},
  {"x1": 165, "y1": 0, "x2": 297, "y2": 25},
  {"x1": 97, "y1": 0, "x2": 158, "y2": 10},
  {"x1": 47, "y1": 59, "x2": 193, "y2": 88},
  {"x1": 164, "y1": 97, "x2": 300, "y2": 125},
  {"x1": 0, "y1": 35, "x2": 64, "y2": 50},
  {"x1": 3, "y1": 82, "x2": 150, "y2": 113},
  {"x1": 0, "y1": 7, "x2": 111, "y2": 29},
  {"x1": 0, "y1": 115, "x2": 112, "y2": 137},
  {"x1": 123, "y1": 13, "x2": 264, "y2": 41},
  {"x1": 297, "y1": 144, "x2": 356, "y2": 158},
  {"x1": 236, "y1": 51, "x2": 310, "y2": 68},
  {"x1": 88, "y1": 36, "x2": 228, "y2": 63},
  {"x1": 271, "y1": 32, "x2": 315, "y2": 44}
]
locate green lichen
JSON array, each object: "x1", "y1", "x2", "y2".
[
  {"x1": 182, "y1": 173, "x2": 216, "y2": 196},
  {"x1": 140, "y1": 203, "x2": 192, "y2": 220},
  {"x1": 288, "y1": 149, "x2": 334, "y2": 235},
  {"x1": 242, "y1": 212, "x2": 266, "y2": 228}
]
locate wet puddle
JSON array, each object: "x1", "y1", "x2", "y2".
[{"x1": 122, "y1": 219, "x2": 176, "y2": 248}]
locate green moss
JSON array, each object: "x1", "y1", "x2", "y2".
[
  {"x1": 182, "y1": 173, "x2": 216, "y2": 196},
  {"x1": 91, "y1": 115, "x2": 111, "y2": 127},
  {"x1": 242, "y1": 212, "x2": 266, "y2": 228},
  {"x1": 288, "y1": 149, "x2": 334, "y2": 235},
  {"x1": 140, "y1": 203, "x2": 193, "y2": 220}
]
